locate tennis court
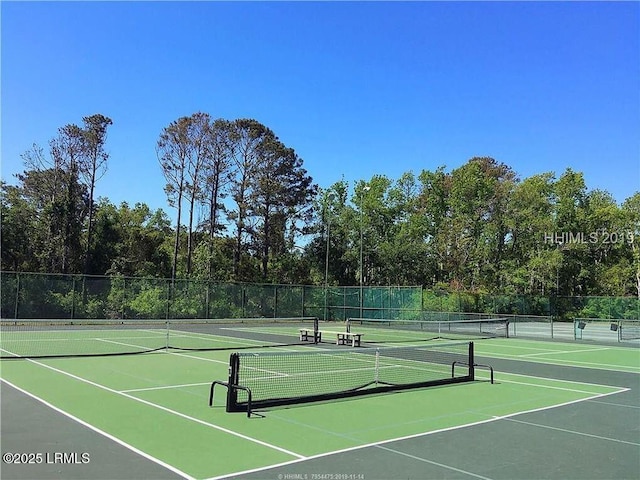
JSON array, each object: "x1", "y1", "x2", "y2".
[{"x1": 1, "y1": 318, "x2": 639, "y2": 480}]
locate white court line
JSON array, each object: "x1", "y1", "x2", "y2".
[
  {"x1": 120, "y1": 382, "x2": 211, "y2": 393},
  {"x1": 138, "y1": 328, "x2": 284, "y2": 347},
  {"x1": 168, "y1": 347, "x2": 328, "y2": 365},
  {"x1": 17, "y1": 357, "x2": 305, "y2": 460},
  {"x1": 504, "y1": 418, "x2": 640, "y2": 446},
  {"x1": 473, "y1": 350, "x2": 640, "y2": 373},
  {"x1": 519, "y1": 347, "x2": 611, "y2": 357},
  {"x1": 476, "y1": 376, "x2": 615, "y2": 396},
  {"x1": 96, "y1": 337, "x2": 232, "y2": 363},
  {"x1": 2, "y1": 334, "x2": 165, "y2": 344},
  {"x1": 3, "y1": 330, "x2": 166, "y2": 343},
  {"x1": 160, "y1": 330, "x2": 278, "y2": 346},
  {"x1": 95, "y1": 339, "x2": 225, "y2": 366},
  {"x1": 2, "y1": 326, "x2": 262, "y2": 351},
  {"x1": 375, "y1": 444, "x2": 494, "y2": 480},
  {"x1": 204, "y1": 387, "x2": 629, "y2": 480},
  {"x1": 0, "y1": 377, "x2": 195, "y2": 480},
  {"x1": 101, "y1": 337, "x2": 252, "y2": 368},
  {"x1": 96, "y1": 338, "x2": 164, "y2": 350},
  {"x1": 98, "y1": 336, "x2": 333, "y2": 372},
  {"x1": 587, "y1": 399, "x2": 640, "y2": 409},
  {"x1": 167, "y1": 351, "x2": 228, "y2": 364},
  {"x1": 479, "y1": 341, "x2": 601, "y2": 353},
  {"x1": 0, "y1": 347, "x2": 20, "y2": 357},
  {"x1": 477, "y1": 369, "x2": 633, "y2": 390}
]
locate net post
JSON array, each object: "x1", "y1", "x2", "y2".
[
  {"x1": 374, "y1": 348, "x2": 380, "y2": 385},
  {"x1": 617, "y1": 320, "x2": 622, "y2": 342},
  {"x1": 313, "y1": 317, "x2": 319, "y2": 343},
  {"x1": 468, "y1": 342, "x2": 475, "y2": 381},
  {"x1": 165, "y1": 321, "x2": 170, "y2": 352},
  {"x1": 226, "y1": 353, "x2": 240, "y2": 412}
]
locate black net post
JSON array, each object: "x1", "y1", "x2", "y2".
[
  {"x1": 468, "y1": 342, "x2": 475, "y2": 381},
  {"x1": 226, "y1": 353, "x2": 240, "y2": 412},
  {"x1": 313, "y1": 317, "x2": 320, "y2": 343}
]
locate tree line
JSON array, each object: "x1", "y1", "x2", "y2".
[{"x1": 2, "y1": 113, "x2": 639, "y2": 298}]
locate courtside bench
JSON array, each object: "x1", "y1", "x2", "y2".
[
  {"x1": 299, "y1": 328, "x2": 363, "y2": 347},
  {"x1": 299, "y1": 328, "x2": 318, "y2": 342}
]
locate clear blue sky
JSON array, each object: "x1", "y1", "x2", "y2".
[{"x1": 2, "y1": 1, "x2": 639, "y2": 217}]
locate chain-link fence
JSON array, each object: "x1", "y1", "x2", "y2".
[
  {"x1": 1, "y1": 272, "x2": 637, "y2": 323},
  {"x1": 0, "y1": 273, "x2": 422, "y2": 321},
  {"x1": 421, "y1": 289, "x2": 553, "y2": 316}
]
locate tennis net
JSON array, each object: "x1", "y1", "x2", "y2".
[
  {"x1": 0, "y1": 317, "x2": 318, "y2": 359},
  {"x1": 620, "y1": 320, "x2": 640, "y2": 340},
  {"x1": 224, "y1": 341, "x2": 475, "y2": 413},
  {"x1": 573, "y1": 318, "x2": 640, "y2": 342},
  {"x1": 345, "y1": 317, "x2": 509, "y2": 343}
]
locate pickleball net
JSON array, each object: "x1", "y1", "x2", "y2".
[
  {"x1": 344, "y1": 317, "x2": 510, "y2": 343},
  {"x1": 573, "y1": 318, "x2": 640, "y2": 342},
  {"x1": 620, "y1": 320, "x2": 640, "y2": 340},
  {"x1": 217, "y1": 341, "x2": 478, "y2": 414},
  {"x1": 0, "y1": 317, "x2": 318, "y2": 358}
]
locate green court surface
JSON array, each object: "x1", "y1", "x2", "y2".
[{"x1": 1, "y1": 329, "x2": 639, "y2": 480}]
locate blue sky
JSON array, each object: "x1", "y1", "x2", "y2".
[{"x1": 2, "y1": 1, "x2": 639, "y2": 217}]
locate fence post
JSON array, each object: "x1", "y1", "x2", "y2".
[
  {"x1": 14, "y1": 272, "x2": 20, "y2": 319},
  {"x1": 71, "y1": 276, "x2": 76, "y2": 320},
  {"x1": 274, "y1": 285, "x2": 278, "y2": 318},
  {"x1": 122, "y1": 277, "x2": 126, "y2": 319},
  {"x1": 166, "y1": 279, "x2": 171, "y2": 320},
  {"x1": 206, "y1": 281, "x2": 210, "y2": 319},
  {"x1": 242, "y1": 286, "x2": 246, "y2": 317}
]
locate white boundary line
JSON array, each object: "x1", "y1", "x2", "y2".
[
  {"x1": 473, "y1": 370, "x2": 627, "y2": 396},
  {"x1": 1, "y1": 325, "x2": 285, "y2": 351},
  {"x1": 587, "y1": 399, "x2": 640, "y2": 409},
  {"x1": 475, "y1": 351, "x2": 640, "y2": 373},
  {"x1": 374, "y1": 444, "x2": 494, "y2": 480},
  {"x1": 477, "y1": 377, "x2": 613, "y2": 396},
  {"x1": 0, "y1": 377, "x2": 195, "y2": 480},
  {"x1": 519, "y1": 346, "x2": 612, "y2": 357},
  {"x1": 503, "y1": 418, "x2": 640, "y2": 446},
  {"x1": 120, "y1": 382, "x2": 211, "y2": 393},
  {"x1": 203, "y1": 388, "x2": 629, "y2": 480}
]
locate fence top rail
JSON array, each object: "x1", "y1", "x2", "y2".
[
  {"x1": 574, "y1": 317, "x2": 640, "y2": 322},
  {"x1": 0, "y1": 317, "x2": 318, "y2": 323},
  {"x1": 349, "y1": 317, "x2": 510, "y2": 324}
]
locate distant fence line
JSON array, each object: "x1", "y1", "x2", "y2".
[{"x1": 0, "y1": 272, "x2": 638, "y2": 321}]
